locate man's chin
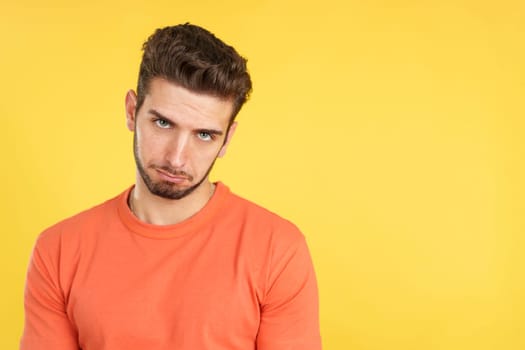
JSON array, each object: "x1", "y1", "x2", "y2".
[{"x1": 148, "y1": 181, "x2": 200, "y2": 200}]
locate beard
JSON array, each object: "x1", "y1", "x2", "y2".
[{"x1": 133, "y1": 133, "x2": 216, "y2": 200}]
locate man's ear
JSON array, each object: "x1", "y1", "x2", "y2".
[
  {"x1": 125, "y1": 90, "x2": 138, "y2": 131},
  {"x1": 218, "y1": 121, "x2": 238, "y2": 158}
]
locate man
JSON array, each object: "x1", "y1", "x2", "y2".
[{"x1": 21, "y1": 23, "x2": 321, "y2": 350}]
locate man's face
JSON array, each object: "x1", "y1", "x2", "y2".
[{"x1": 125, "y1": 78, "x2": 236, "y2": 200}]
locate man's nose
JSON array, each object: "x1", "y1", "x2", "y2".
[{"x1": 165, "y1": 132, "x2": 190, "y2": 168}]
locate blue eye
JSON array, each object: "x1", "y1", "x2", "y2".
[
  {"x1": 197, "y1": 132, "x2": 212, "y2": 141},
  {"x1": 155, "y1": 119, "x2": 170, "y2": 128}
]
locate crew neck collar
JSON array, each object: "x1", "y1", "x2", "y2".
[{"x1": 117, "y1": 182, "x2": 229, "y2": 239}]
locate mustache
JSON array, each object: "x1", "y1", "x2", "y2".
[{"x1": 154, "y1": 165, "x2": 194, "y2": 181}]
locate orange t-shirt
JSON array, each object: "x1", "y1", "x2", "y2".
[{"x1": 21, "y1": 183, "x2": 321, "y2": 350}]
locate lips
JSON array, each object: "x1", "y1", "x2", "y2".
[{"x1": 155, "y1": 168, "x2": 191, "y2": 183}]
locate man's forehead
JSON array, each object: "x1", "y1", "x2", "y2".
[{"x1": 143, "y1": 78, "x2": 234, "y2": 126}]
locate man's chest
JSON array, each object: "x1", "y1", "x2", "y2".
[{"x1": 64, "y1": 231, "x2": 262, "y2": 349}]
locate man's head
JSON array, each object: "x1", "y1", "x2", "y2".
[
  {"x1": 126, "y1": 24, "x2": 251, "y2": 201},
  {"x1": 136, "y1": 23, "x2": 252, "y2": 122}
]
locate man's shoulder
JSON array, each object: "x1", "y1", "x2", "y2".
[
  {"x1": 35, "y1": 189, "x2": 125, "y2": 246},
  {"x1": 224, "y1": 186, "x2": 304, "y2": 242},
  {"x1": 222, "y1": 187, "x2": 311, "y2": 274}
]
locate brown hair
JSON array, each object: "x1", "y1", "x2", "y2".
[{"x1": 136, "y1": 23, "x2": 252, "y2": 121}]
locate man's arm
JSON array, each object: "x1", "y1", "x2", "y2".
[
  {"x1": 20, "y1": 234, "x2": 79, "y2": 350},
  {"x1": 257, "y1": 235, "x2": 322, "y2": 350}
]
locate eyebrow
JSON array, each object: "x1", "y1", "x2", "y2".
[{"x1": 148, "y1": 109, "x2": 224, "y2": 136}]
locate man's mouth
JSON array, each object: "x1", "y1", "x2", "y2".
[{"x1": 155, "y1": 168, "x2": 192, "y2": 183}]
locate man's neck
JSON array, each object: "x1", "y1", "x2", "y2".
[{"x1": 129, "y1": 179, "x2": 215, "y2": 226}]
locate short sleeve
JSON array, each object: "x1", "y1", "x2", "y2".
[
  {"x1": 257, "y1": 235, "x2": 322, "y2": 350},
  {"x1": 20, "y1": 232, "x2": 79, "y2": 350}
]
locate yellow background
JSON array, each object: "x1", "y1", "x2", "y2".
[{"x1": 1, "y1": 0, "x2": 524, "y2": 349}]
